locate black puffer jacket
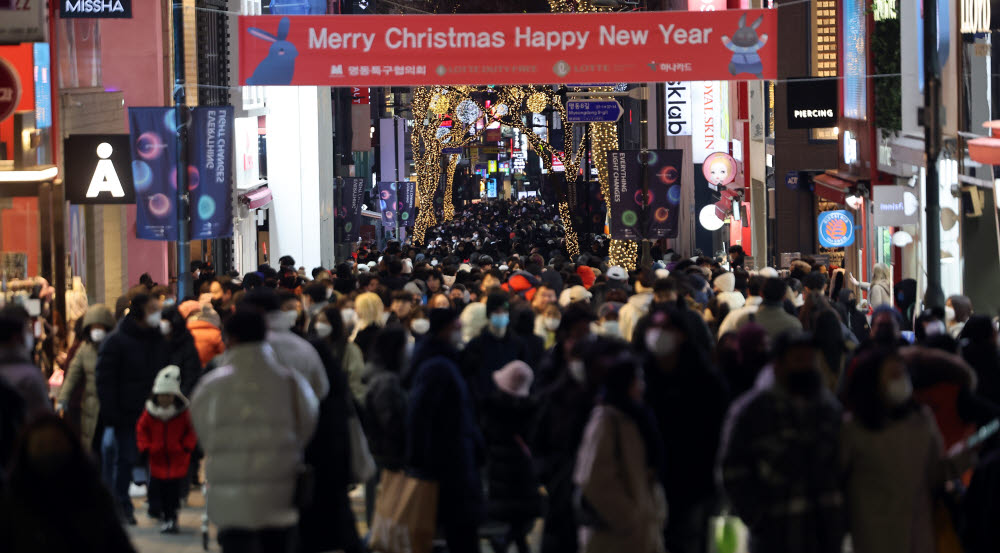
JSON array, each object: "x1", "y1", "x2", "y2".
[
  {"x1": 363, "y1": 370, "x2": 408, "y2": 471},
  {"x1": 95, "y1": 316, "x2": 171, "y2": 429},
  {"x1": 166, "y1": 330, "x2": 202, "y2": 398},
  {"x1": 481, "y1": 391, "x2": 543, "y2": 523}
]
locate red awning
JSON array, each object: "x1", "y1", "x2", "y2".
[
  {"x1": 240, "y1": 186, "x2": 272, "y2": 209},
  {"x1": 813, "y1": 173, "x2": 852, "y2": 205}
]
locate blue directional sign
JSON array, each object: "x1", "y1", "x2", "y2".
[
  {"x1": 442, "y1": 147, "x2": 462, "y2": 155},
  {"x1": 566, "y1": 100, "x2": 624, "y2": 123}
]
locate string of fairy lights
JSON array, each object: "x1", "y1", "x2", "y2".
[{"x1": 443, "y1": 153, "x2": 460, "y2": 221}]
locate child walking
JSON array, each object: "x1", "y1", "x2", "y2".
[{"x1": 136, "y1": 365, "x2": 198, "y2": 533}]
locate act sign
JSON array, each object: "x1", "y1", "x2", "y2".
[{"x1": 566, "y1": 100, "x2": 624, "y2": 123}]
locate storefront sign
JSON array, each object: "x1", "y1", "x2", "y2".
[
  {"x1": 234, "y1": 117, "x2": 260, "y2": 190},
  {"x1": 873, "y1": 185, "x2": 919, "y2": 227},
  {"x1": 786, "y1": 79, "x2": 837, "y2": 129},
  {"x1": 665, "y1": 81, "x2": 692, "y2": 136},
  {"x1": 692, "y1": 81, "x2": 724, "y2": 163},
  {"x1": 818, "y1": 210, "x2": 855, "y2": 248},
  {"x1": 64, "y1": 134, "x2": 135, "y2": 204},
  {"x1": 0, "y1": 1, "x2": 47, "y2": 42},
  {"x1": 32, "y1": 44, "x2": 51, "y2": 129},
  {"x1": 0, "y1": 58, "x2": 21, "y2": 124},
  {"x1": 59, "y1": 0, "x2": 132, "y2": 18},
  {"x1": 238, "y1": 10, "x2": 777, "y2": 86}
]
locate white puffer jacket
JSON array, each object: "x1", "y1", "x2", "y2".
[{"x1": 191, "y1": 342, "x2": 319, "y2": 530}]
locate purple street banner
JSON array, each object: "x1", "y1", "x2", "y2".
[
  {"x1": 337, "y1": 177, "x2": 365, "y2": 242},
  {"x1": 606, "y1": 150, "x2": 682, "y2": 240},
  {"x1": 646, "y1": 149, "x2": 682, "y2": 239},
  {"x1": 378, "y1": 181, "x2": 398, "y2": 230},
  {"x1": 129, "y1": 107, "x2": 179, "y2": 241},
  {"x1": 396, "y1": 180, "x2": 416, "y2": 227},
  {"x1": 188, "y1": 106, "x2": 234, "y2": 239}
]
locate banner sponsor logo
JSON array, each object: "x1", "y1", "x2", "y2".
[{"x1": 239, "y1": 10, "x2": 777, "y2": 86}]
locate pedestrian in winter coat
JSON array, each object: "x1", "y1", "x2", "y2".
[
  {"x1": 96, "y1": 293, "x2": 171, "y2": 523},
  {"x1": 0, "y1": 306, "x2": 50, "y2": 420},
  {"x1": 160, "y1": 306, "x2": 202, "y2": 397},
  {"x1": 636, "y1": 306, "x2": 729, "y2": 553},
  {"x1": 482, "y1": 361, "x2": 543, "y2": 553},
  {"x1": 406, "y1": 308, "x2": 486, "y2": 553},
  {"x1": 461, "y1": 291, "x2": 528, "y2": 403},
  {"x1": 136, "y1": 365, "x2": 197, "y2": 534},
  {"x1": 960, "y1": 315, "x2": 1000, "y2": 406},
  {"x1": 191, "y1": 310, "x2": 319, "y2": 553},
  {"x1": 362, "y1": 324, "x2": 409, "y2": 470},
  {"x1": 57, "y1": 304, "x2": 114, "y2": 450},
  {"x1": 298, "y1": 323, "x2": 364, "y2": 553},
  {"x1": 718, "y1": 333, "x2": 845, "y2": 553},
  {"x1": 574, "y1": 341, "x2": 667, "y2": 553},
  {"x1": 0, "y1": 415, "x2": 137, "y2": 553},
  {"x1": 181, "y1": 301, "x2": 225, "y2": 368},
  {"x1": 310, "y1": 303, "x2": 366, "y2": 403},
  {"x1": 850, "y1": 263, "x2": 891, "y2": 309},
  {"x1": 840, "y1": 347, "x2": 974, "y2": 553},
  {"x1": 618, "y1": 271, "x2": 655, "y2": 343},
  {"x1": 241, "y1": 287, "x2": 329, "y2": 401}
]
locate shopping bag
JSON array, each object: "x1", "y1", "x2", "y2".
[
  {"x1": 709, "y1": 514, "x2": 749, "y2": 553},
  {"x1": 347, "y1": 414, "x2": 377, "y2": 484},
  {"x1": 369, "y1": 469, "x2": 439, "y2": 553}
]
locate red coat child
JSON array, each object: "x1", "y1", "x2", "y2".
[{"x1": 136, "y1": 365, "x2": 198, "y2": 480}]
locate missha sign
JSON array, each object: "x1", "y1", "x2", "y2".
[
  {"x1": 238, "y1": 10, "x2": 777, "y2": 86},
  {"x1": 786, "y1": 78, "x2": 837, "y2": 129},
  {"x1": 60, "y1": 0, "x2": 132, "y2": 19}
]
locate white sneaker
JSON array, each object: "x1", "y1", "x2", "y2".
[{"x1": 129, "y1": 483, "x2": 148, "y2": 498}]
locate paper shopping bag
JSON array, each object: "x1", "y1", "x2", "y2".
[{"x1": 369, "y1": 469, "x2": 439, "y2": 553}]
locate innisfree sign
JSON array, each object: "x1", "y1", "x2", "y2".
[{"x1": 238, "y1": 9, "x2": 777, "y2": 86}]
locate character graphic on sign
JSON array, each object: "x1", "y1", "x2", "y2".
[
  {"x1": 721, "y1": 14, "x2": 768, "y2": 78},
  {"x1": 246, "y1": 17, "x2": 298, "y2": 85},
  {"x1": 703, "y1": 152, "x2": 742, "y2": 220}
]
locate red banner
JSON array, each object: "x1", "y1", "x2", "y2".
[{"x1": 238, "y1": 10, "x2": 776, "y2": 86}]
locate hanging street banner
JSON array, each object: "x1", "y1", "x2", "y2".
[
  {"x1": 607, "y1": 150, "x2": 682, "y2": 240},
  {"x1": 396, "y1": 180, "x2": 416, "y2": 226},
  {"x1": 129, "y1": 108, "x2": 180, "y2": 241},
  {"x1": 378, "y1": 181, "x2": 398, "y2": 230},
  {"x1": 337, "y1": 177, "x2": 365, "y2": 242},
  {"x1": 566, "y1": 100, "x2": 624, "y2": 123},
  {"x1": 188, "y1": 107, "x2": 234, "y2": 239},
  {"x1": 238, "y1": 10, "x2": 777, "y2": 86}
]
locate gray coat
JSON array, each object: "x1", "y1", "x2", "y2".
[{"x1": 840, "y1": 407, "x2": 944, "y2": 553}]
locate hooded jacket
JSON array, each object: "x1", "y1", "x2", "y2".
[
  {"x1": 619, "y1": 291, "x2": 654, "y2": 343},
  {"x1": 187, "y1": 311, "x2": 225, "y2": 367},
  {"x1": 136, "y1": 366, "x2": 197, "y2": 480},
  {"x1": 266, "y1": 316, "x2": 330, "y2": 400},
  {"x1": 58, "y1": 305, "x2": 115, "y2": 446},
  {"x1": 191, "y1": 342, "x2": 319, "y2": 530},
  {"x1": 95, "y1": 315, "x2": 171, "y2": 429}
]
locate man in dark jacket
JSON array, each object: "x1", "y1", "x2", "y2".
[
  {"x1": 0, "y1": 306, "x2": 50, "y2": 420},
  {"x1": 718, "y1": 332, "x2": 844, "y2": 553},
  {"x1": 96, "y1": 293, "x2": 170, "y2": 523},
  {"x1": 461, "y1": 292, "x2": 526, "y2": 404},
  {"x1": 407, "y1": 308, "x2": 486, "y2": 553}
]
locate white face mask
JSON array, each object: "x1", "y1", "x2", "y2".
[
  {"x1": 90, "y1": 328, "x2": 107, "y2": 343},
  {"x1": 645, "y1": 328, "x2": 678, "y2": 357},
  {"x1": 411, "y1": 318, "x2": 430, "y2": 335},
  {"x1": 341, "y1": 308, "x2": 357, "y2": 326},
  {"x1": 601, "y1": 321, "x2": 621, "y2": 337},
  {"x1": 146, "y1": 310, "x2": 163, "y2": 329},
  {"x1": 159, "y1": 320, "x2": 172, "y2": 336},
  {"x1": 314, "y1": 321, "x2": 333, "y2": 338},
  {"x1": 885, "y1": 376, "x2": 913, "y2": 406},
  {"x1": 945, "y1": 306, "x2": 956, "y2": 324},
  {"x1": 544, "y1": 317, "x2": 561, "y2": 331},
  {"x1": 568, "y1": 359, "x2": 586, "y2": 384}
]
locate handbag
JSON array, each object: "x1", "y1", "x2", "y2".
[
  {"x1": 370, "y1": 469, "x2": 440, "y2": 553},
  {"x1": 346, "y1": 396, "x2": 377, "y2": 484}
]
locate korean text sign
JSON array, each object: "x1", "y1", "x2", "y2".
[{"x1": 238, "y1": 10, "x2": 777, "y2": 86}]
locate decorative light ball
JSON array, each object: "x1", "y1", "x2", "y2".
[
  {"x1": 527, "y1": 92, "x2": 548, "y2": 113},
  {"x1": 891, "y1": 231, "x2": 913, "y2": 247},
  {"x1": 492, "y1": 103, "x2": 509, "y2": 117},
  {"x1": 456, "y1": 99, "x2": 481, "y2": 124},
  {"x1": 699, "y1": 205, "x2": 725, "y2": 231},
  {"x1": 435, "y1": 127, "x2": 451, "y2": 143},
  {"x1": 430, "y1": 94, "x2": 450, "y2": 115}
]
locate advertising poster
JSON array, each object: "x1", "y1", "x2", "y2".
[
  {"x1": 378, "y1": 181, "x2": 398, "y2": 230},
  {"x1": 188, "y1": 106, "x2": 234, "y2": 239},
  {"x1": 396, "y1": 180, "x2": 416, "y2": 227},
  {"x1": 607, "y1": 150, "x2": 682, "y2": 240},
  {"x1": 239, "y1": 10, "x2": 777, "y2": 86},
  {"x1": 129, "y1": 107, "x2": 179, "y2": 241},
  {"x1": 337, "y1": 177, "x2": 365, "y2": 242}
]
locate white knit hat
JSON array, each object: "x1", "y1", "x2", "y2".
[
  {"x1": 152, "y1": 365, "x2": 188, "y2": 405},
  {"x1": 759, "y1": 267, "x2": 779, "y2": 279},
  {"x1": 714, "y1": 272, "x2": 736, "y2": 293},
  {"x1": 492, "y1": 360, "x2": 534, "y2": 398}
]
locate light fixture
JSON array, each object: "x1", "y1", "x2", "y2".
[
  {"x1": 903, "y1": 191, "x2": 918, "y2": 215},
  {"x1": 699, "y1": 205, "x2": 725, "y2": 231},
  {"x1": 0, "y1": 166, "x2": 59, "y2": 183},
  {"x1": 891, "y1": 230, "x2": 913, "y2": 247},
  {"x1": 940, "y1": 207, "x2": 958, "y2": 230},
  {"x1": 845, "y1": 194, "x2": 864, "y2": 210}
]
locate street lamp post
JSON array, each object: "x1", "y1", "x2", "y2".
[
  {"x1": 921, "y1": 0, "x2": 944, "y2": 310},
  {"x1": 172, "y1": 0, "x2": 192, "y2": 299}
]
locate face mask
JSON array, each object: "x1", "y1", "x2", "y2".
[
  {"x1": 945, "y1": 306, "x2": 956, "y2": 324},
  {"x1": 645, "y1": 328, "x2": 678, "y2": 357},
  {"x1": 601, "y1": 321, "x2": 621, "y2": 337},
  {"x1": 411, "y1": 318, "x2": 430, "y2": 335},
  {"x1": 163, "y1": 298, "x2": 176, "y2": 308},
  {"x1": 544, "y1": 317, "x2": 561, "y2": 331},
  {"x1": 90, "y1": 328, "x2": 107, "y2": 343},
  {"x1": 341, "y1": 308, "x2": 356, "y2": 326},
  {"x1": 159, "y1": 320, "x2": 172, "y2": 336},
  {"x1": 785, "y1": 369, "x2": 822, "y2": 397},
  {"x1": 568, "y1": 359, "x2": 586, "y2": 384},
  {"x1": 145, "y1": 310, "x2": 162, "y2": 328},
  {"x1": 490, "y1": 313, "x2": 510, "y2": 330},
  {"x1": 885, "y1": 376, "x2": 913, "y2": 406},
  {"x1": 315, "y1": 321, "x2": 333, "y2": 338}
]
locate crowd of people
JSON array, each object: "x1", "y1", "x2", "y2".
[{"x1": 0, "y1": 197, "x2": 999, "y2": 553}]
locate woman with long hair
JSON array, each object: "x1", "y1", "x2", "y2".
[{"x1": 350, "y1": 292, "x2": 385, "y2": 363}]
